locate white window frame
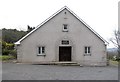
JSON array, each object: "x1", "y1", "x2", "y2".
[
  {"x1": 37, "y1": 46, "x2": 45, "y2": 56},
  {"x1": 62, "y1": 24, "x2": 68, "y2": 32},
  {"x1": 84, "y1": 46, "x2": 91, "y2": 56}
]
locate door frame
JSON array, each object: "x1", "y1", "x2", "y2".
[
  {"x1": 59, "y1": 46, "x2": 72, "y2": 61},
  {"x1": 55, "y1": 37, "x2": 74, "y2": 62}
]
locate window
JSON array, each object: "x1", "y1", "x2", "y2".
[
  {"x1": 63, "y1": 24, "x2": 68, "y2": 32},
  {"x1": 84, "y1": 46, "x2": 91, "y2": 56},
  {"x1": 38, "y1": 46, "x2": 45, "y2": 56},
  {"x1": 62, "y1": 40, "x2": 69, "y2": 45},
  {"x1": 64, "y1": 12, "x2": 67, "y2": 14}
]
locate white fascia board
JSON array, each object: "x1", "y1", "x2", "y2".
[{"x1": 15, "y1": 6, "x2": 108, "y2": 45}]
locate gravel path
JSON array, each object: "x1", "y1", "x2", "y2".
[{"x1": 2, "y1": 63, "x2": 118, "y2": 80}]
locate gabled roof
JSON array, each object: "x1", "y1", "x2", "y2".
[{"x1": 15, "y1": 6, "x2": 108, "y2": 45}]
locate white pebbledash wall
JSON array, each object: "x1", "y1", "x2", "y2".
[{"x1": 16, "y1": 9, "x2": 107, "y2": 66}]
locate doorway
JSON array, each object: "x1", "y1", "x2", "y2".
[{"x1": 59, "y1": 46, "x2": 71, "y2": 61}]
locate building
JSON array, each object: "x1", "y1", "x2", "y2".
[{"x1": 15, "y1": 6, "x2": 108, "y2": 66}]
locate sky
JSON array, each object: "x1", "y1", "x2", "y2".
[{"x1": 0, "y1": 0, "x2": 119, "y2": 48}]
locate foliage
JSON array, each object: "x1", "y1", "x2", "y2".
[
  {"x1": 2, "y1": 49, "x2": 10, "y2": 55},
  {"x1": 1, "y1": 41, "x2": 17, "y2": 60},
  {"x1": 107, "y1": 52, "x2": 120, "y2": 61},
  {"x1": 2, "y1": 41, "x2": 14, "y2": 50},
  {"x1": 1, "y1": 27, "x2": 35, "y2": 59},
  {"x1": 27, "y1": 25, "x2": 35, "y2": 33},
  {"x1": 2, "y1": 28, "x2": 27, "y2": 43},
  {"x1": 9, "y1": 50, "x2": 17, "y2": 58},
  {"x1": 0, "y1": 55, "x2": 15, "y2": 61},
  {"x1": 110, "y1": 30, "x2": 120, "y2": 61},
  {"x1": 2, "y1": 28, "x2": 27, "y2": 58},
  {"x1": 109, "y1": 60, "x2": 118, "y2": 66}
]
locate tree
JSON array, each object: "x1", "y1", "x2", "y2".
[
  {"x1": 110, "y1": 30, "x2": 120, "y2": 60},
  {"x1": 2, "y1": 28, "x2": 27, "y2": 43},
  {"x1": 27, "y1": 25, "x2": 35, "y2": 33}
]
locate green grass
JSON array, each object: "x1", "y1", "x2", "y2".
[
  {"x1": 0, "y1": 55, "x2": 15, "y2": 61},
  {"x1": 109, "y1": 60, "x2": 118, "y2": 66}
]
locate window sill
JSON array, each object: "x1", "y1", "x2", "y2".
[
  {"x1": 62, "y1": 30, "x2": 68, "y2": 32},
  {"x1": 37, "y1": 54, "x2": 46, "y2": 56},
  {"x1": 84, "y1": 53, "x2": 91, "y2": 56}
]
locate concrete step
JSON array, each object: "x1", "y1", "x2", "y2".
[{"x1": 32, "y1": 62, "x2": 80, "y2": 66}]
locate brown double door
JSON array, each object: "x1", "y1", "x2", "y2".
[{"x1": 59, "y1": 46, "x2": 71, "y2": 61}]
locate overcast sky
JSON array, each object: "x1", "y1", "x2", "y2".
[{"x1": 0, "y1": 0, "x2": 119, "y2": 48}]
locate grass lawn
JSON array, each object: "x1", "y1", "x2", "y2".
[
  {"x1": 109, "y1": 60, "x2": 118, "y2": 66},
  {"x1": 0, "y1": 55, "x2": 15, "y2": 61}
]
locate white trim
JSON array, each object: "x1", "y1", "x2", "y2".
[
  {"x1": 14, "y1": 6, "x2": 108, "y2": 45},
  {"x1": 14, "y1": 42, "x2": 20, "y2": 45},
  {"x1": 84, "y1": 46, "x2": 91, "y2": 56},
  {"x1": 37, "y1": 54, "x2": 46, "y2": 56},
  {"x1": 37, "y1": 46, "x2": 45, "y2": 56},
  {"x1": 85, "y1": 47, "x2": 91, "y2": 54},
  {"x1": 62, "y1": 24, "x2": 68, "y2": 32}
]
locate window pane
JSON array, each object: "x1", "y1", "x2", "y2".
[
  {"x1": 62, "y1": 40, "x2": 69, "y2": 45},
  {"x1": 85, "y1": 47, "x2": 87, "y2": 53},
  {"x1": 64, "y1": 24, "x2": 67, "y2": 29},
  {"x1": 42, "y1": 47, "x2": 45, "y2": 54},
  {"x1": 88, "y1": 47, "x2": 90, "y2": 53},
  {"x1": 63, "y1": 24, "x2": 68, "y2": 32},
  {"x1": 38, "y1": 47, "x2": 41, "y2": 54}
]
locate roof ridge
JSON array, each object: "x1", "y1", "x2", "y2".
[
  {"x1": 15, "y1": 6, "x2": 67, "y2": 44},
  {"x1": 15, "y1": 6, "x2": 108, "y2": 45}
]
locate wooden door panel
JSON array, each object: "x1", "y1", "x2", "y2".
[{"x1": 59, "y1": 47, "x2": 71, "y2": 61}]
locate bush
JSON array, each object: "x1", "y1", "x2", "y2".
[
  {"x1": 2, "y1": 49, "x2": 17, "y2": 59},
  {"x1": 115, "y1": 57, "x2": 120, "y2": 61},
  {"x1": 0, "y1": 55, "x2": 15, "y2": 61},
  {"x1": 2, "y1": 49, "x2": 10, "y2": 55},
  {"x1": 9, "y1": 50, "x2": 17, "y2": 59}
]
